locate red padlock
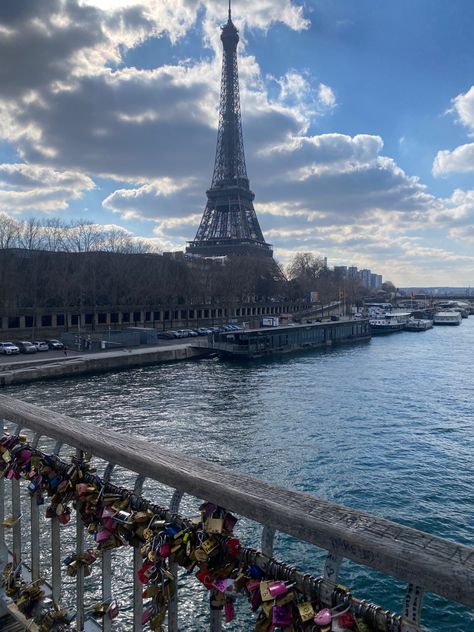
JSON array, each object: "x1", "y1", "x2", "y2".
[
  {"x1": 196, "y1": 568, "x2": 214, "y2": 590},
  {"x1": 226, "y1": 537, "x2": 241, "y2": 558}
]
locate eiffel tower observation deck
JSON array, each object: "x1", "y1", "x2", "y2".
[{"x1": 186, "y1": 1, "x2": 273, "y2": 259}]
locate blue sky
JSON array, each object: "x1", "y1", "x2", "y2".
[{"x1": 1, "y1": 0, "x2": 474, "y2": 286}]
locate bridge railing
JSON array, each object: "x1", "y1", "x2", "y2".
[{"x1": 0, "y1": 393, "x2": 473, "y2": 631}]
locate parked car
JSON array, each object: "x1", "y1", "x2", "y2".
[
  {"x1": 14, "y1": 341, "x2": 37, "y2": 354},
  {"x1": 175, "y1": 330, "x2": 189, "y2": 338},
  {"x1": 183, "y1": 329, "x2": 199, "y2": 337},
  {"x1": 46, "y1": 339, "x2": 64, "y2": 350},
  {"x1": 0, "y1": 342, "x2": 20, "y2": 355},
  {"x1": 160, "y1": 330, "x2": 179, "y2": 339},
  {"x1": 330, "y1": 315, "x2": 340, "y2": 321},
  {"x1": 31, "y1": 340, "x2": 49, "y2": 351},
  {"x1": 196, "y1": 327, "x2": 213, "y2": 335}
]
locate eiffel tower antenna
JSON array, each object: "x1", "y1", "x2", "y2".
[{"x1": 186, "y1": 1, "x2": 273, "y2": 259}]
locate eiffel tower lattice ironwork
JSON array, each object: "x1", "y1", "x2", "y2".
[{"x1": 186, "y1": 2, "x2": 273, "y2": 259}]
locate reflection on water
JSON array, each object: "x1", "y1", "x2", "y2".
[{"x1": 4, "y1": 319, "x2": 474, "y2": 630}]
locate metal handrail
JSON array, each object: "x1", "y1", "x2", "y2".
[{"x1": 0, "y1": 394, "x2": 473, "y2": 611}]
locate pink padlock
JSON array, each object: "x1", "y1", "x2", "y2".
[
  {"x1": 101, "y1": 507, "x2": 115, "y2": 530},
  {"x1": 213, "y1": 578, "x2": 234, "y2": 593},
  {"x1": 272, "y1": 605, "x2": 293, "y2": 627},
  {"x1": 268, "y1": 581, "x2": 289, "y2": 598},
  {"x1": 107, "y1": 600, "x2": 119, "y2": 620},
  {"x1": 101, "y1": 507, "x2": 115, "y2": 519},
  {"x1": 141, "y1": 606, "x2": 153, "y2": 624},
  {"x1": 76, "y1": 483, "x2": 89, "y2": 496},
  {"x1": 224, "y1": 598, "x2": 235, "y2": 623},
  {"x1": 314, "y1": 608, "x2": 332, "y2": 626},
  {"x1": 95, "y1": 527, "x2": 112, "y2": 543},
  {"x1": 19, "y1": 449, "x2": 32, "y2": 464},
  {"x1": 159, "y1": 542, "x2": 171, "y2": 557}
]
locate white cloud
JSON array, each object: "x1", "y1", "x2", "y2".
[
  {"x1": 433, "y1": 143, "x2": 474, "y2": 176},
  {"x1": 318, "y1": 83, "x2": 336, "y2": 109},
  {"x1": 0, "y1": 163, "x2": 94, "y2": 212},
  {"x1": 433, "y1": 85, "x2": 474, "y2": 176},
  {"x1": 452, "y1": 85, "x2": 474, "y2": 132}
]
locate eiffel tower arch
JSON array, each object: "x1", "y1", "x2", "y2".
[{"x1": 186, "y1": 2, "x2": 273, "y2": 259}]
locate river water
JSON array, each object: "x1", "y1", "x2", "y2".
[{"x1": 4, "y1": 318, "x2": 474, "y2": 631}]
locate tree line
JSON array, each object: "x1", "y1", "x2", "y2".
[{"x1": 0, "y1": 215, "x2": 391, "y2": 313}]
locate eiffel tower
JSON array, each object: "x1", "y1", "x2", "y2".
[{"x1": 186, "y1": 1, "x2": 273, "y2": 259}]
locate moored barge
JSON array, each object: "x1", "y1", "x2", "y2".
[{"x1": 208, "y1": 319, "x2": 371, "y2": 358}]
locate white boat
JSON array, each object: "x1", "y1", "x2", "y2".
[
  {"x1": 405, "y1": 318, "x2": 433, "y2": 331},
  {"x1": 369, "y1": 312, "x2": 410, "y2": 334},
  {"x1": 435, "y1": 301, "x2": 469, "y2": 318},
  {"x1": 433, "y1": 311, "x2": 462, "y2": 326}
]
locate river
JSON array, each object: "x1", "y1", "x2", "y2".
[{"x1": 4, "y1": 318, "x2": 474, "y2": 631}]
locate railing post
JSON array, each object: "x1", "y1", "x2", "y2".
[
  {"x1": 261, "y1": 526, "x2": 275, "y2": 557},
  {"x1": 168, "y1": 490, "x2": 183, "y2": 632},
  {"x1": 30, "y1": 494, "x2": 41, "y2": 581},
  {"x1": 133, "y1": 474, "x2": 145, "y2": 632},
  {"x1": 322, "y1": 550, "x2": 343, "y2": 582},
  {"x1": 11, "y1": 478, "x2": 22, "y2": 566},
  {"x1": 0, "y1": 474, "x2": 6, "y2": 567},
  {"x1": 51, "y1": 516, "x2": 61, "y2": 603},
  {"x1": 76, "y1": 450, "x2": 85, "y2": 632},
  {"x1": 101, "y1": 463, "x2": 115, "y2": 632},
  {"x1": 403, "y1": 583, "x2": 424, "y2": 629},
  {"x1": 210, "y1": 608, "x2": 222, "y2": 632},
  {"x1": 51, "y1": 441, "x2": 63, "y2": 604},
  {"x1": 30, "y1": 432, "x2": 42, "y2": 582}
]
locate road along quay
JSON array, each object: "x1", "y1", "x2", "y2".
[{"x1": 0, "y1": 342, "x2": 210, "y2": 386}]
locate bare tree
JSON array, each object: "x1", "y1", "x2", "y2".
[
  {"x1": 287, "y1": 252, "x2": 325, "y2": 296},
  {"x1": 0, "y1": 214, "x2": 20, "y2": 249},
  {"x1": 65, "y1": 220, "x2": 104, "y2": 252},
  {"x1": 17, "y1": 217, "x2": 43, "y2": 250}
]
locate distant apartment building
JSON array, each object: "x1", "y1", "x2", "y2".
[
  {"x1": 331, "y1": 263, "x2": 383, "y2": 288},
  {"x1": 369, "y1": 273, "x2": 382, "y2": 289},
  {"x1": 359, "y1": 269, "x2": 371, "y2": 287}
]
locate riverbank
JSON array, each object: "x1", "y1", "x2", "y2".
[{"x1": 0, "y1": 343, "x2": 209, "y2": 386}]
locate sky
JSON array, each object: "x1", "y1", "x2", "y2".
[{"x1": 1, "y1": 0, "x2": 474, "y2": 287}]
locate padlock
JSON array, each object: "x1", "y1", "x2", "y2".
[
  {"x1": 297, "y1": 601, "x2": 315, "y2": 622},
  {"x1": 314, "y1": 607, "x2": 332, "y2": 626},
  {"x1": 268, "y1": 580, "x2": 290, "y2": 598},
  {"x1": 196, "y1": 568, "x2": 214, "y2": 590},
  {"x1": 226, "y1": 537, "x2": 240, "y2": 557},
  {"x1": 205, "y1": 517, "x2": 224, "y2": 534},
  {"x1": 212, "y1": 578, "x2": 234, "y2": 593},
  {"x1": 223, "y1": 512, "x2": 237, "y2": 532},
  {"x1": 259, "y1": 580, "x2": 274, "y2": 602},
  {"x1": 276, "y1": 591, "x2": 295, "y2": 607},
  {"x1": 107, "y1": 600, "x2": 119, "y2": 620},
  {"x1": 273, "y1": 605, "x2": 294, "y2": 627},
  {"x1": 59, "y1": 508, "x2": 71, "y2": 525},
  {"x1": 250, "y1": 585, "x2": 262, "y2": 611},
  {"x1": 224, "y1": 597, "x2": 235, "y2": 622},
  {"x1": 141, "y1": 605, "x2": 154, "y2": 624},
  {"x1": 255, "y1": 611, "x2": 272, "y2": 632}
]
